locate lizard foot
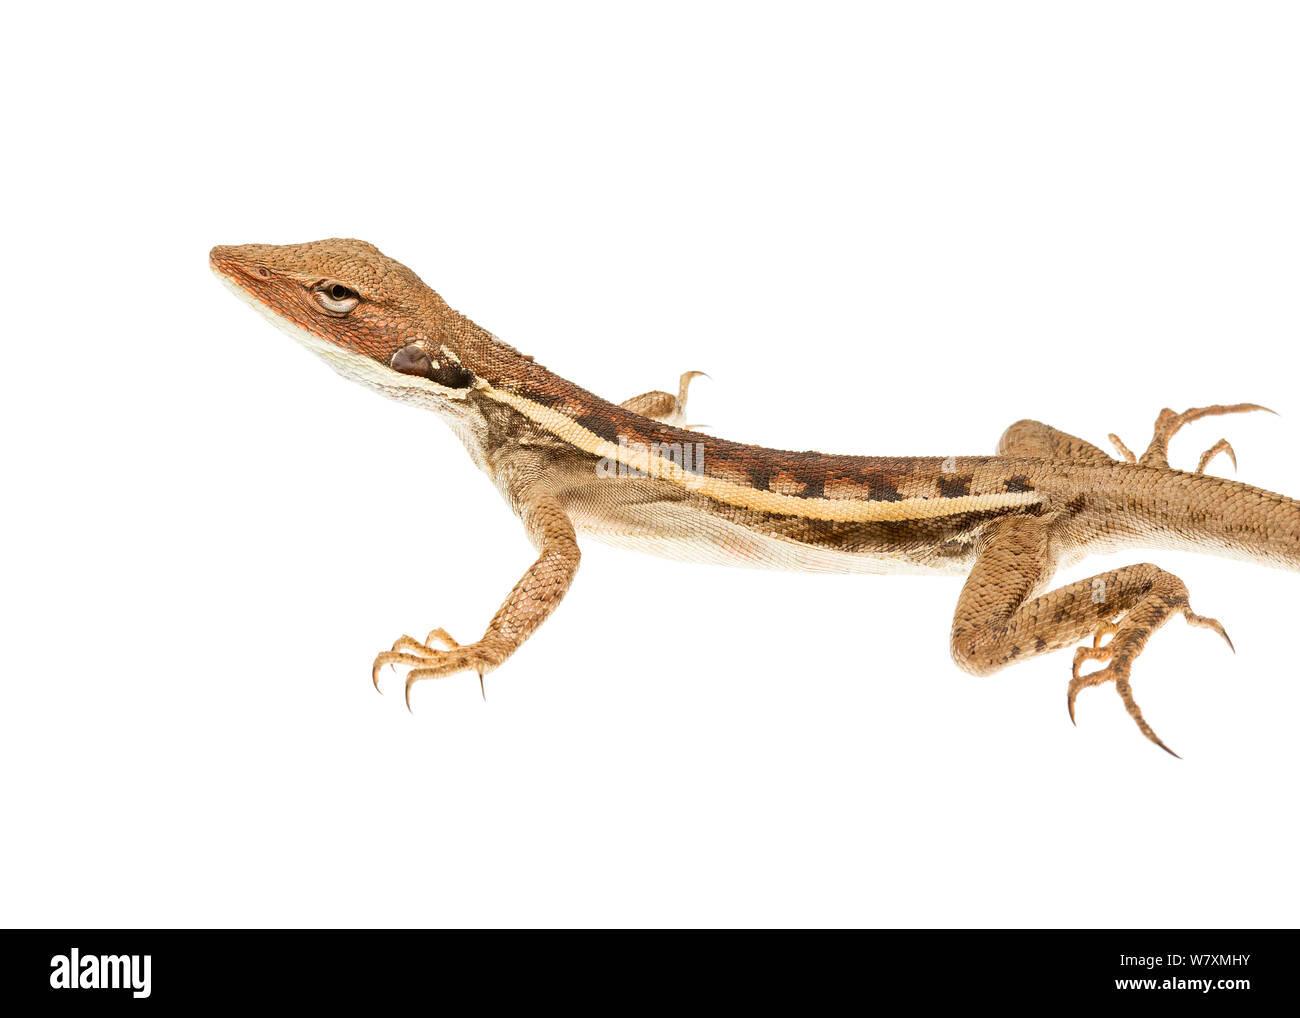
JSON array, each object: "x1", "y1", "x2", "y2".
[
  {"x1": 619, "y1": 370, "x2": 709, "y2": 427},
  {"x1": 1068, "y1": 645, "x2": 1177, "y2": 756},
  {"x1": 373, "y1": 632, "x2": 505, "y2": 706},
  {"x1": 1067, "y1": 580, "x2": 1233, "y2": 756},
  {"x1": 1138, "y1": 403, "x2": 1272, "y2": 471}
]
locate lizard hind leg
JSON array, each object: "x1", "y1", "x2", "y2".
[
  {"x1": 951, "y1": 517, "x2": 1235, "y2": 755},
  {"x1": 996, "y1": 419, "x2": 1115, "y2": 464}
]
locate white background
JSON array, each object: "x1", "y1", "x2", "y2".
[{"x1": 3, "y1": 2, "x2": 1297, "y2": 928}]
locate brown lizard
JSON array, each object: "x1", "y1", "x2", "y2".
[{"x1": 210, "y1": 238, "x2": 1300, "y2": 754}]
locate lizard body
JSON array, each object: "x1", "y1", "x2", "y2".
[{"x1": 211, "y1": 238, "x2": 1300, "y2": 753}]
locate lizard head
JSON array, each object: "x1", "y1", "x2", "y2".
[{"x1": 209, "y1": 238, "x2": 481, "y2": 410}]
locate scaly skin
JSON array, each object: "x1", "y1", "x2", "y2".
[{"x1": 210, "y1": 238, "x2": 1300, "y2": 753}]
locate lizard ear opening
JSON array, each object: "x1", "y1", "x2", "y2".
[
  {"x1": 390, "y1": 344, "x2": 433, "y2": 377},
  {"x1": 390, "y1": 344, "x2": 474, "y2": 389}
]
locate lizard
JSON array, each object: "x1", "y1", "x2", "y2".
[{"x1": 210, "y1": 238, "x2": 1300, "y2": 755}]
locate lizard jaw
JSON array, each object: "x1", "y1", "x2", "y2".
[{"x1": 210, "y1": 267, "x2": 472, "y2": 412}]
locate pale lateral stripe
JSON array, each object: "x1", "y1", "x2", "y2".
[{"x1": 483, "y1": 386, "x2": 1042, "y2": 522}]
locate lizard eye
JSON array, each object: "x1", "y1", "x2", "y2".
[{"x1": 315, "y1": 282, "x2": 360, "y2": 315}]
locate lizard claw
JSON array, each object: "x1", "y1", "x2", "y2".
[
  {"x1": 1116, "y1": 675, "x2": 1181, "y2": 758},
  {"x1": 1185, "y1": 611, "x2": 1234, "y2": 653},
  {"x1": 1068, "y1": 645, "x2": 1113, "y2": 724},
  {"x1": 1196, "y1": 438, "x2": 1237, "y2": 475},
  {"x1": 372, "y1": 650, "x2": 444, "y2": 693}
]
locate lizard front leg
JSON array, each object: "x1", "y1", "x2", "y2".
[
  {"x1": 373, "y1": 470, "x2": 580, "y2": 707},
  {"x1": 951, "y1": 515, "x2": 1232, "y2": 755},
  {"x1": 619, "y1": 370, "x2": 707, "y2": 427}
]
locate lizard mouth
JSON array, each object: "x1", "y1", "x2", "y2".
[{"x1": 209, "y1": 246, "x2": 274, "y2": 292}]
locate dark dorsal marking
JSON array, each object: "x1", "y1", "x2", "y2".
[
  {"x1": 572, "y1": 410, "x2": 623, "y2": 444},
  {"x1": 865, "y1": 474, "x2": 902, "y2": 502},
  {"x1": 747, "y1": 462, "x2": 775, "y2": 492},
  {"x1": 1004, "y1": 475, "x2": 1034, "y2": 493},
  {"x1": 937, "y1": 475, "x2": 972, "y2": 498}
]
